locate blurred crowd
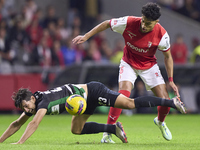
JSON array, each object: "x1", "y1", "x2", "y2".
[
  {"x1": 156, "y1": 0, "x2": 200, "y2": 22},
  {"x1": 0, "y1": 0, "x2": 124, "y2": 74},
  {"x1": 0, "y1": 0, "x2": 200, "y2": 74}
]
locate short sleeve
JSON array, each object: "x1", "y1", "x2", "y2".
[
  {"x1": 158, "y1": 32, "x2": 170, "y2": 51},
  {"x1": 110, "y1": 16, "x2": 128, "y2": 34}
]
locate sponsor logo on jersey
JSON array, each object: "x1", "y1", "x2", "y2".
[
  {"x1": 51, "y1": 105, "x2": 59, "y2": 115},
  {"x1": 127, "y1": 42, "x2": 149, "y2": 53}
]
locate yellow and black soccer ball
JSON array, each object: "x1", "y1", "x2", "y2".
[{"x1": 65, "y1": 94, "x2": 87, "y2": 116}]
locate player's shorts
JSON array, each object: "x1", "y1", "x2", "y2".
[
  {"x1": 118, "y1": 59, "x2": 165, "y2": 91},
  {"x1": 84, "y1": 81, "x2": 120, "y2": 115}
]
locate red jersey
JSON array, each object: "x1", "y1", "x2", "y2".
[{"x1": 110, "y1": 16, "x2": 170, "y2": 70}]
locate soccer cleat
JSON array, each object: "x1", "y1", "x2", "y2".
[
  {"x1": 115, "y1": 122, "x2": 128, "y2": 143},
  {"x1": 154, "y1": 117, "x2": 172, "y2": 141},
  {"x1": 172, "y1": 96, "x2": 186, "y2": 114},
  {"x1": 101, "y1": 133, "x2": 115, "y2": 143}
]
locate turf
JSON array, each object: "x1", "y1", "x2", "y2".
[{"x1": 0, "y1": 114, "x2": 199, "y2": 150}]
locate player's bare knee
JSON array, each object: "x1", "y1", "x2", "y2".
[
  {"x1": 71, "y1": 128, "x2": 82, "y2": 135},
  {"x1": 124, "y1": 101, "x2": 134, "y2": 109}
]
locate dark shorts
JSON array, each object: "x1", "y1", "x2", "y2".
[{"x1": 84, "y1": 81, "x2": 120, "y2": 115}]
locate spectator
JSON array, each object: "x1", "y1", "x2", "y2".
[
  {"x1": 52, "y1": 40, "x2": 65, "y2": 66},
  {"x1": 61, "y1": 38, "x2": 78, "y2": 66},
  {"x1": 41, "y1": 5, "x2": 58, "y2": 28},
  {"x1": 29, "y1": 37, "x2": 59, "y2": 67},
  {"x1": 0, "y1": 27, "x2": 12, "y2": 64},
  {"x1": 99, "y1": 39, "x2": 112, "y2": 62},
  {"x1": 67, "y1": 0, "x2": 85, "y2": 29},
  {"x1": 171, "y1": 33, "x2": 188, "y2": 64},
  {"x1": 7, "y1": 18, "x2": 30, "y2": 48},
  {"x1": 47, "y1": 21, "x2": 57, "y2": 40},
  {"x1": 56, "y1": 17, "x2": 71, "y2": 40},
  {"x1": 176, "y1": 0, "x2": 200, "y2": 22},
  {"x1": 110, "y1": 39, "x2": 124, "y2": 64},
  {"x1": 25, "y1": 0, "x2": 37, "y2": 22},
  {"x1": 26, "y1": 16, "x2": 43, "y2": 47},
  {"x1": 83, "y1": 39, "x2": 101, "y2": 62},
  {"x1": 84, "y1": 0, "x2": 102, "y2": 32},
  {"x1": 42, "y1": 29, "x2": 53, "y2": 48},
  {"x1": 190, "y1": 37, "x2": 200, "y2": 64}
]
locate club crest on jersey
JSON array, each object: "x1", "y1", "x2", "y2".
[
  {"x1": 114, "y1": 20, "x2": 118, "y2": 25},
  {"x1": 148, "y1": 41, "x2": 152, "y2": 48}
]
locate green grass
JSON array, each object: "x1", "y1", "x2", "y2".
[{"x1": 0, "y1": 114, "x2": 199, "y2": 150}]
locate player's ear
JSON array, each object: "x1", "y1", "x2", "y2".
[
  {"x1": 156, "y1": 19, "x2": 159, "y2": 23},
  {"x1": 31, "y1": 96, "x2": 36, "y2": 103}
]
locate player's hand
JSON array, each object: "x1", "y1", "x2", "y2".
[
  {"x1": 169, "y1": 81, "x2": 180, "y2": 97},
  {"x1": 72, "y1": 35, "x2": 88, "y2": 44}
]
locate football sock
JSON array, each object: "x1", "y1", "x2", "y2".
[
  {"x1": 157, "y1": 106, "x2": 171, "y2": 122},
  {"x1": 81, "y1": 122, "x2": 115, "y2": 134},
  {"x1": 134, "y1": 96, "x2": 176, "y2": 109},
  {"x1": 107, "y1": 90, "x2": 131, "y2": 124}
]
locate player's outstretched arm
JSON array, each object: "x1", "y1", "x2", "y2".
[
  {"x1": 12, "y1": 109, "x2": 47, "y2": 144},
  {"x1": 163, "y1": 50, "x2": 180, "y2": 97},
  {"x1": 72, "y1": 20, "x2": 110, "y2": 44},
  {"x1": 0, "y1": 112, "x2": 30, "y2": 143}
]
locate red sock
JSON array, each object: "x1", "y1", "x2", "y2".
[
  {"x1": 157, "y1": 106, "x2": 171, "y2": 122},
  {"x1": 107, "y1": 90, "x2": 131, "y2": 124}
]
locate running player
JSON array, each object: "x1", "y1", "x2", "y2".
[
  {"x1": 72, "y1": 2, "x2": 179, "y2": 142},
  {"x1": 0, "y1": 81, "x2": 185, "y2": 144}
]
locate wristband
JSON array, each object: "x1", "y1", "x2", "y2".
[{"x1": 168, "y1": 77, "x2": 173, "y2": 82}]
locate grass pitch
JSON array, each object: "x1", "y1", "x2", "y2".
[{"x1": 0, "y1": 114, "x2": 199, "y2": 150}]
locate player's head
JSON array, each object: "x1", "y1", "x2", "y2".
[
  {"x1": 140, "y1": 2, "x2": 161, "y2": 33},
  {"x1": 12, "y1": 88, "x2": 36, "y2": 114}
]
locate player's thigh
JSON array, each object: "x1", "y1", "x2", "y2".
[
  {"x1": 139, "y1": 64, "x2": 165, "y2": 91},
  {"x1": 114, "y1": 94, "x2": 135, "y2": 109},
  {"x1": 118, "y1": 59, "x2": 137, "y2": 90},
  {"x1": 151, "y1": 84, "x2": 169, "y2": 99},
  {"x1": 71, "y1": 114, "x2": 91, "y2": 134}
]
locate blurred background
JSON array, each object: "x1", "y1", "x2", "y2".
[{"x1": 0, "y1": 0, "x2": 200, "y2": 114}]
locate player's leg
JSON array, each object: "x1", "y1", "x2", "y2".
[
  {"x1": 107, "y1": 81, "x2": 132, "y2": 125},
  {"x1": 102, "y1": 60, "x2": 135, "y2": 143},
  {"x1": 151, "y1": 84, "x2": 170, "y2": 122},
  {"x1": 139, "y1": 64, "x2": 172, "y2": 141},
  {"x1": 114, "y1": 93, "x2": 185, "y2": 113},
  {"x1": 151, "y1": 84, "x2": 172, "y2": 141},
  {"x1": 71, "y1": 114, "x2": 90, "y2": 134},
  {"x1": 71, "y1": 114, "x2": 127, "y2": 143}
]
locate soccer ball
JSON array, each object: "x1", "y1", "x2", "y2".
[{"x1": 65, "y1": 94, "x2": 87, "y2": 116}]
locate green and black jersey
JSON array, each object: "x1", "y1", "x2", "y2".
[
  {"x1": 25, "y1": 81, "x2": 120, "y2": 116},
  {"x1": 30, "y1": 84, "x2": 87, "y2": 115}
]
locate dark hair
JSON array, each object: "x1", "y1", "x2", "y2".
[
  {"x1": 141, "y1": 2, "x2": 161, "y2": 21},
  {"x1": 12, "y1": 88, "x2": 33, "y2": 108}
]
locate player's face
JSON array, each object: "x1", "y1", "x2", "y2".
[
  {"x1": 140, "y1": 16, "x2": 158, "y2": 33},
  {"x1": 21, "y1": 96, "x2": 36, "y2": 114}
]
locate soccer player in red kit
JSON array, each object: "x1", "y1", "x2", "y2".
[{"x1": 72, "y1": 2, "x2": 180, "y2": 142}]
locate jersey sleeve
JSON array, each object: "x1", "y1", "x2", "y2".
[
  {"x1": 110, "y1": 16, "x2": 128, "y2": 34},
  {"x1": 158, "y1": 32, "x2": 170, "y2": 51}
]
